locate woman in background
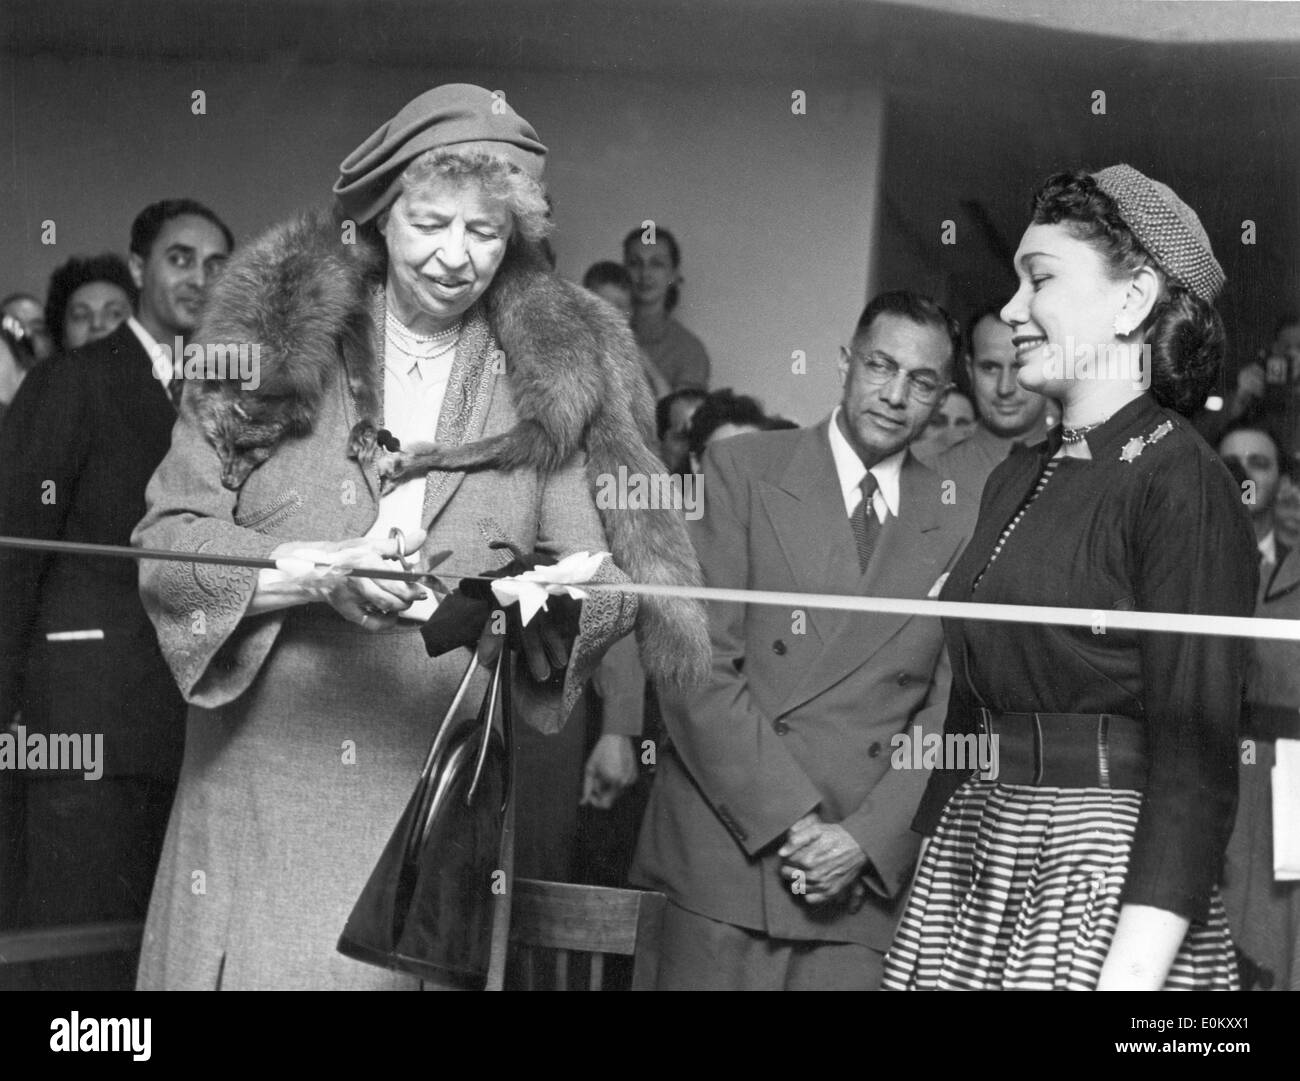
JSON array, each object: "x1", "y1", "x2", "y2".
[
  {"x1": 885, "y1": 165, "x2": 1256, "y2": 990},
  {"x1": 582, "y1": 260, "x2": 670, "y2": 398},
  {"x1": 44, "y1": 254, "x2": 138, "y2": 353},
  {"x1": 623, "y1": 225, "x2": 710, "y2": 391}
]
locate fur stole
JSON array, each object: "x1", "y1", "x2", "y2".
[{"x1": 191, "y1": 209, "x2": 709, "y2": 686}]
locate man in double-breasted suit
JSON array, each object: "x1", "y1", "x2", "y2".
[
  {"x1": 0, "y1": 199, "x2": 232, "y2": 990},
  {"x1": 632, "y1": 291, "x2": 977, "y2": 990}
]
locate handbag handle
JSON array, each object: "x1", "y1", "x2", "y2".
[
  {"x1": 467, "y1": 647, "x2": 513, "y2": 813},
  {"x1": 405, "y1": 646, "x2": 483, "y2": 865}
]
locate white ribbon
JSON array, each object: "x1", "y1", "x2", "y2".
[
  {"x1": 273, "y1": 549, "x2": 354, "y2": 593},
  {"x1": 490, "y1": 550, "x2": 609, "y2": 626},
  {"x1": 577, "y1": 580, "x2": 1300, "y2": 643}
]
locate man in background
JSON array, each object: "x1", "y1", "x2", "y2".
[
  {"x1": 0, "y1": 198, "x2": 231, "y2": 990},
  {"x1": 632, "y1": 291, "x2": 974, "y2": 990},
  {"x1": 1218, "y1": 420, "x2": 1300, "y2": 991},
  {"x1": 935, "y1": 304, "x2": 1049, "y2": 511}
]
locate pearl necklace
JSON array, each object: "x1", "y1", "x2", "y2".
[
  {"x1": 385, "y1": 308, "x2": 462, "y2": 348},
  {"x1": 385, "y1": 331, "x2": 458, "y2": 363}
]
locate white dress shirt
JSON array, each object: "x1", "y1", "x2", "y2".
[
  {"x1": 127, "y1": 317, "x2": 170, "y2": 389},
  {"x1": 364, "y1": 344, "x2": 454, "y2": 620},
  {"x1": 1259, "y1": 528, "x2": 1277, "y2": 568},
  {"x1": 827, "y1": 406, "x2": 904, "y2": 523}
]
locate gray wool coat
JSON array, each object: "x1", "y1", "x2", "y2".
[{"x1": 132, "y1": 306, "x2": 636, "y2": 990}]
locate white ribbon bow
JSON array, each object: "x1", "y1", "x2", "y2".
[{"x1": 490, "y1": 551, "x2": 608, "y2": 626}]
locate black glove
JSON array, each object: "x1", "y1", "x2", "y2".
[{"x1": 419, "y1": 543, "x2": 582, "y2": 687}]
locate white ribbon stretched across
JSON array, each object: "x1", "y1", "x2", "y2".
[
  {"x1": 273, "y1": 549, "x2": 354, "y2": 591},
  {"x1": 490, "y1": 550, "x2": 609, "y2": 625},
  {"x1": 575, "y1": 580, "x2": 1300, "y2": 643}
]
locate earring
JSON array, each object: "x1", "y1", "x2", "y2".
[{"x1": 1113, "y1": 315, "x2": 1132, "y2": 337}]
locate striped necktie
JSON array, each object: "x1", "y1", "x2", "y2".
[{"x1": 851, "y1": 472, "x2": 880, "y2": 573}]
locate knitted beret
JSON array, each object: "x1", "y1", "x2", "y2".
[
  {"x1": 1092, "y1": 164, "x2": 1225, "y2": 303},
  {"x1": 333, "y1": 84, "x2": 547, "y2": 223}
]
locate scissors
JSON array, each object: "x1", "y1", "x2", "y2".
[{"x1": 387, "y1": 527, "x2": 452, "y2": 587}]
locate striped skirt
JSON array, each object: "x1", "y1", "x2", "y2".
[{"x1": 882, "y1": 780, "x2": 1239, "y2": 990}]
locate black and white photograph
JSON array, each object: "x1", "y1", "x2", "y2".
[{"x1": 0, "y1": 0, "x2": 1296, "y2": 1051}]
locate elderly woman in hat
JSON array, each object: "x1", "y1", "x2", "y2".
[
  {"x1": 132, "y1": 84, "x2": 706, "y2": 990},
  {"x1": 884, "y1": 166, "x2": 1257, "y2": 991}
]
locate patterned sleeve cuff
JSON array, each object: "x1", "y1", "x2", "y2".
[{"x1": 143, "y1": 523, "x2": 287, "y2": 707}]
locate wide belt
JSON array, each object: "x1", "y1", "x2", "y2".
[
  {"x1": 1242, "y1": 702, "x2": 1300, "y2": 741},
  {"x1": 975, "y1": 709, "x2": 1148, "y2": 790}
]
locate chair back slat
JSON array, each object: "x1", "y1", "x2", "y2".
[
  {"x1": 507, "y1": 879, "x2": 667, "y2": 990},
  {"x1": 510, "y1": 880, "x2": 643, "y2": 954}
]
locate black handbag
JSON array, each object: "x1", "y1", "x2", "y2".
[{"x1": 337, "y1": 646, "x2": 515, "y2": 988}]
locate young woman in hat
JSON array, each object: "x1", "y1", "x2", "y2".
[
  {"x1": 132, "y1": 84, "x2": 707, "y2": 990},
  {"x1": 884, "y1": 166, "x2": 1257, "y2": 990}
]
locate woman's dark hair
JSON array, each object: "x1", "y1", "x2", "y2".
[
  {"x1": 582, "y1": 261, "x2": 633, "y2": 293},
  {"x1": 687, "y1": 387, "x2": 768, "y2": 462},
  {"x1": 44, "y1": 253, "x2": 139, "y2": 352},
  {"x1": 623, "y1": 225, "x2": 683, "y2": 312},
  {"x1": 764, "y1": 415, "x2": 799, "y2": 431},
  {"x1": 655, "y1": 386, "x2": 706, "y2": 441},
  {"x1": 1030, "y1": 170, "x2": 1225, "y2": 416}
]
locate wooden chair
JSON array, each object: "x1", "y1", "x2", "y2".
[{"x1": 505, "y1": 879, "x2": 666, "y2": 990}]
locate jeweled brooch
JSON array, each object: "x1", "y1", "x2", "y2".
[{"x1": 1119, "y1": 419, "x2": 1174, "y2": 463}]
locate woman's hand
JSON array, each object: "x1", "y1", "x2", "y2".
[
  {"x1": 1095, "y1": 903, "x2": 1191, "y2": 990},
  {"x1": 252, "y1": 529, "x2": 429, "y2": 629}
]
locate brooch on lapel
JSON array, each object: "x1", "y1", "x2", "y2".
[{"x1": 1119, "y1": 420, "x2": 1174, "y2": 463}]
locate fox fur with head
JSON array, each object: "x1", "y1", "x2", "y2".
[{"x1": 191, "y1": 208, "x2": 710, "y2": 687}]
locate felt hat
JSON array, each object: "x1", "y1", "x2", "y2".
[{"x1": 334, "y1": 84, "x2": 546, "y2": 223}]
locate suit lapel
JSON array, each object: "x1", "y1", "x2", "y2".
[
  {"x1": 420, "y1": 308, "x2": 497, "y2": 529},
  {"x1": 776, "y1": 452, "x2": 953, "y2": 718},
  {"x1": 105, "y1": 324, "x2": 174, "y2": 435},
  {"x1": 1265, "y1": 542, "x2": 1300, "y2": 603},
  {"x1": 757, "y1": 421, "x2": 861, "y2": 615}
]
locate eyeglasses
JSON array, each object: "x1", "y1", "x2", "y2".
[{"x1": 841, "y1": 347, "x2": 951, "y2": 405}]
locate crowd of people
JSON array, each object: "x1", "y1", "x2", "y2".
[{"x1": 0, "y1": 81, "x2": 1297, "y2": 992}]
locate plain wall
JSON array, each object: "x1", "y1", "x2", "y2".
[{"x1": 0, "y1": 55, "x2": 885, "y2": 424}]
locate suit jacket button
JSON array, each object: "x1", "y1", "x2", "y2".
[
  {"x1": 896, "y1": 672, "x2": 910, "y2": 685},
  {"x1": 868, "y1": 741, "x2": 882, "y2": 757},
  {"x1": 774, "y1": 720, "x2": 790, "y2": 735},
  {"x1": 772, "y1": 639, "x2": 787, "y2": 655}
]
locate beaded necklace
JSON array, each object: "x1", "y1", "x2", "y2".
[{"x1": 384, "y1": 309, "x2": 461, "y2": 365}]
